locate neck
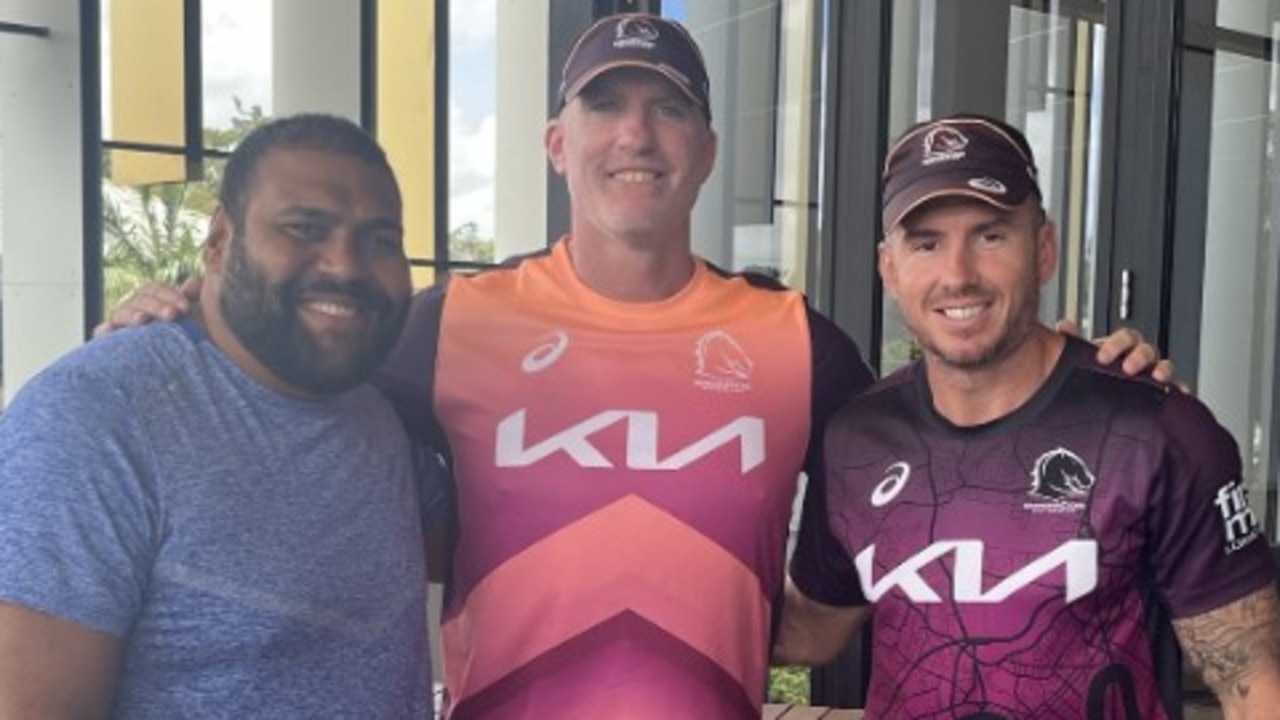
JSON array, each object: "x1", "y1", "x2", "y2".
[
  {"x1": 925, "y1": 326, "x2": 1065, "y2": 427},
  {"x1": 565, "y1": 230, "x2": 697, "y2": 302}
]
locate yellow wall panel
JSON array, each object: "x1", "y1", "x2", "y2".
[
  {"x1": 378, "y1": 0, "x2": 437, "y2": 289},
  {"x1": 108, "y1": 0, "x2": 187, "y2": 185}
]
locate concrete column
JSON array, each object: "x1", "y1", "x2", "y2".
[
  {"x1": 494, "y1": 0, "x2": 549, "y2": 259},
  {"x1": 272, "y1": 0, "x2": 361, "y2": 120},
  {"x1": 0, "y1": 0, "x2": 86, "y2": 403}
]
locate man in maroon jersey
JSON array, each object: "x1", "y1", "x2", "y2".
[{"x1": 779, "y1": 113, "x2": 1280, "y2": 719}]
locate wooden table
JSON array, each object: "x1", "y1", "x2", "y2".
[{"x1": 762, "y1": 705, "x2": 863, "y2": 719}]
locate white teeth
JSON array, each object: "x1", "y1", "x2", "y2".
[
  {"x1": 308, "y1": 300, "x2": 357, "y2": 318},
  {"x1": 614, "y1": 170, "x2": 657, "y2": 183},
  {"x1": 942, "y1": 305, "x2": 983, "y2": 320}
]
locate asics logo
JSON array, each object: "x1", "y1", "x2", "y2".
[
  {"x1": 521, "y1": 331, "x2": 569, "y2": 373},
  {"x1": 968, "y1": 176, "x2": 1008, "y2": 195},
  {"x1": 871, "y1": 462, "x2": 911, "y2": 507}
]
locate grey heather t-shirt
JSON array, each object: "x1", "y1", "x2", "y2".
[{"x1": 0, "y1": 320, "x2": 433, "y2": 718}]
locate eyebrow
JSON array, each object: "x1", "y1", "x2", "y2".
[
  {"x1": 278, "y1": 206, "x2": 403, "y2": 234},
  {"x1": 901, "y1": 210, "x2": 1013, "y2": 239}
]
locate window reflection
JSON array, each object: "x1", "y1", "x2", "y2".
[{"x1": 881, "y1": 1, "x2": 1105, "y2": 376}]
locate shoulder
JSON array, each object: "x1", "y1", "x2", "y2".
[
  {"x1": 1058, "y1": 336, "x2": 1197, "y2": 428},
  {"x1": 9, "y1": 323, "x2": 193, "y2": 417},
  {"x1": 830, "y1": 362, "x2": 917, "y2": 429},
  {"x1": 704, "y1": 263, "x2": 874, "y2": 380}
]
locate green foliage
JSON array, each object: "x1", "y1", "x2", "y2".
[
  {"x1": 102, "y1": 100, "x2": 266, "y2": 311},
  {"x1": 448, "y1": 221, "x2": 496, "y2": 264},
  {"x1": 102, "y1": 183, "x2": 206, "y2": 310},
  {"x1": 768, "y1": 665, "x2": 810, "y2": 705}
]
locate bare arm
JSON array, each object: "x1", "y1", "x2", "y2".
[
  {"x1": 0, "y1": 603, "x2": 123, "y2": 720},
  {"x1": 1173, "y1": 583, "x2": 1280, "y2": 719},
  {"x1": 92, "y1": 277, "x2": 200, "y2": 338},
  {"x1": 772, "y1": 578, "x2": 871, "y2": 666}
]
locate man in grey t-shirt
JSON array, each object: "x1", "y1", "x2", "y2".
[{"x1": 0, "y1": 114, "x2": 434, "y2": 718}]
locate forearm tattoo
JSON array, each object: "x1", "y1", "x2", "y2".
[{"x1": 1174, "y1": 584, "x2": 1280, "y2": 702}]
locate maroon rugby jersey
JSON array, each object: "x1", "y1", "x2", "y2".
[
  {"x1": 792, "y1": 335, "x2": 1276, "y2": 719},
  {"x1": 377, "y1": 238, "x2": 873, "y2": 719}
]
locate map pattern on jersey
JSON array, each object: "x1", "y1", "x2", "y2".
[
  {"x1": 426, "y1": 240, "x2": 846, "y2": 719},
  {"x1": 794, "y1": 337, "x2": 1275, "y2": 720}
]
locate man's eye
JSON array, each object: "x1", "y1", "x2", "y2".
[
  {"x1": 283, "y1": 222, "x2": 324, "y2": 240},
  {"x1": 369, "y1": 233, "x2": 404, "y2": 254},
  {"x1": 657, "y1": 102, "x2": 689, "y2": 119},
  {"x1": 910, "y1": 239, "x2": 938, "y2": 253},
  {"x1": 585, "y1": 97, "x2": 621, "y2": 112}
]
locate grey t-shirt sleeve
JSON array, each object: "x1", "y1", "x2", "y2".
[{"x1": 0, "y1": 365, "x2": 156, "y2": 636}]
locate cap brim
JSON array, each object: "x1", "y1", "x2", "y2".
[
  {"x1": 883, "y1": 170, "x2": 1032, "y2": 230},
  {"x1": 562, "y1": 60, "x2": 706, "y2": 114}
]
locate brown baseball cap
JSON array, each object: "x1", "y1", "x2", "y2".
[
  {"x1": 559, "y1": 13, "x2": 711, "y2": 121},
  {"x1": 882, "y1": 114, "x2": 1041, "y2": 230}
]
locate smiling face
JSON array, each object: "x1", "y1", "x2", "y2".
[
  {"x1": 203, "y1": 148, "x2": 411, "y2": 397},
  {"x1": 545, "y1": 66, "x2": 717, "y2": 250},
  {"x1": 879, "y1": 196, "x2": 1056, "y2": 370}
]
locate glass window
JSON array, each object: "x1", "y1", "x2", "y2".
[
  {"x1": 675, "y1": 0, "x2": 820, "y2": 288},
  {"x1": 100, "y1": 0, "x2": 270, "y2": 314},
  {"x1": 881, "y1": 0, "x2": 1107, "y2": 375},
  {"x1": 448, "y1": 0, "x2": 498, "y2": 268},
  {"x1": 1198, "y1": 0, "x2": 1280, "y2": 536}
]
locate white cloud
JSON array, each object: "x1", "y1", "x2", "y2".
[
  {"x1": 448, "y1": 101, "x2": 496, "y2": 235},
  {"x1": 449, "y1": 0, "x2": 498, "y2": 51},
  {"x1": 201, "y1": 0, "x2": 272, "y2": 127}
]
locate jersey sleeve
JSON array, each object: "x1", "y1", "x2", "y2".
[
  {"x1": 0, "y1": 366, "x2": 157, "y2": 636},
  {"x1": 1147, "y1": 391, "x2": 1276, "y2": 618},
  {"x1": 374, "y1": 282, "x2": 452, "y2": 456},
  {"x1": 789, "y1": 309, "x2": 874, "y2": 606}
]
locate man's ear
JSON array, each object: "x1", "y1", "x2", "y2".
[
  {"x1": 1037, "y1": 217, "x2": 1059, "y2": 283},
  {"x1": 878, "y1": 238, "x2": 899, "y2": 302},
  {"x1": 545, "y1": 119, "x2": 567, "y2": 175},
  {"x1": 695, "y1": 127, "x2": 718, "y2": 186},
  {"x1": 203, "y1": 208, "x2": 232, "y2": 275}
]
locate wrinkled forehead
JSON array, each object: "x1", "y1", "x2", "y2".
[
  {"x1": 893, "y1": 195, "x2": 1044, "y2": 236},
  {"x1": 568, "y1": 65, "x2": 710, "y2": 125}
]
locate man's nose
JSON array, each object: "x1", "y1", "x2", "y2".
[
  {"x1": 615, "y1": 107, "x2": 657, "y2": 150},
  {"x1": 939, "y1": 240, "x2": 978, "y2": 284},
  {"x1": 315, "y1": 230, "x2": 367, "y2": 278}
]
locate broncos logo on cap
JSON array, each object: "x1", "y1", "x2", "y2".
[
  {"x1": 1029, "y1": 448, "x2": 1096, "y2": 501},
  {"x1": 921, "y1": 126, "x2": 969, "y2": 165},
  {"x1": 615, "y1": 17, "x2": 660, "y2": 47}
]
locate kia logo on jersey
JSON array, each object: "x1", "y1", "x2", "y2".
[
  {"x1": 855, "y1": 539, "x2": 1099, "y2": 604},
  {"x1": 494, "y1": 409, "x2": 767, "y2": 473}
]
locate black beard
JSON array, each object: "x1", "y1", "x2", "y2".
[{"x1": 218, "y1": 238, "x2": 408, "y2": 395}]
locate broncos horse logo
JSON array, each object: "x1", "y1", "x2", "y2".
[{"x1": 1029, "y1": 448, "x2": 1096, "y2": 502}]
